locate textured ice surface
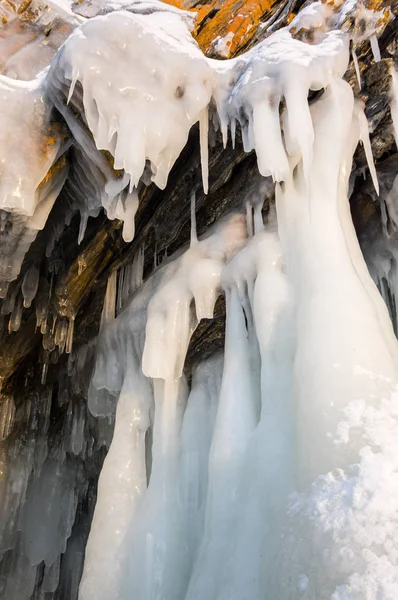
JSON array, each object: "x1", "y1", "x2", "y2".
[{"x1": 50, "y1": 7, "x2": 213, "y2": 194}]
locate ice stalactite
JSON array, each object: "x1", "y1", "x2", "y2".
[
  {"x1": 269, "y1": 78, "x2": 398, "y2": 598},
  {"x1": 81, "y1": 213, "x2": 248, "y2": 600}
]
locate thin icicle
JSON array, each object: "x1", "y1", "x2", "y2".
[
  {"x1": 357, "y1": 103, "x2": 379, "y2": 195},
  {"x1": 246, "y1": 202, "x2": 254, "y2": 238},
  {"x1": 65, "y1": 318, "x2": 75, "y2": 355},
  {"x1": 352, "y1": 46, "x2": 361, "y2": 90},
  {"x1": 370, "y1": 35, "x2": 381, "y2": 63},
  {"x1": 100, "y1": 271, "x2": 117, "y2": 329},
  {"x1": 67, "y1": 68, "x2": 79, "y2": 105},
  {"x1": 390, "y1": 65, "x2": 398, "y2": 150},
  {"x1": 199, "y1": 107, "x2": 209, "y2": 195},
  {"x1": 190, "y1": 191, "x2": 198, "y2": 247}
]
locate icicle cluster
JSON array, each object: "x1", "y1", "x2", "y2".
[
  {"x1": 1, "y1": 1, "x2": 397, "y2": 599},
  {"x1": 0, "y1": 0, "x2": 391, "y2": 305},
  {"x1": 76, "y1": 3, "x2": 398, "y2": 599},
  {"x1": 0, "y1": 347, "x2": 114, "y2": 600}
]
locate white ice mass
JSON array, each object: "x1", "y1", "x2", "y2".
[{"x1": 1, "y1": 0, "x2": 398, "y2": 598}]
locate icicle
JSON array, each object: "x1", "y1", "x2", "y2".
[
  {"x1": 178, "y1": 354, "x2": 223, "y2": 574},
  {"x1": 55, "y1": 318, "x2": 69, "y2": 354},
  {"x1": 186, "y1": 285, "x2": 258, "y2": 600},
  {"x1": 199, "y1": 107, "x2": 209, "y2": 194},
  {"x1": 117, "y1": 266, "x2": 126, "y2": 312},
  {"x1": 356, "y1": 103, "x2": 379, "y2": 195},
  {"x1": 22, "y1": 265, "x2": 40, "y2": 309},
  {"x1": 67, "y1": 68, "x2": 79, "y2": 104},
  {"x1": 8, "y1": 294, "x2": 23, "y2": 333},
  {"x1": 100, "y1": 271, "x2": 117, "y2": 329},
  {"x1": 370, "y1": 34, "x2": 381, "y2": 63},
  {"x1": 113, "y1": 190, "x2": 139, "y2": 244},
  {"x1": 78, "y1": 210, "x2": 89, "y2": 245},
  {"x1": 65, "y1": 317, "x2": 75, "y2": 355},
  {"x1": 2, "y1": 281, "x2": 19, "y2": 316},
  {"x1": 79, "y1": 341, "x2": 152, "y2": 600},
  {"x1": 231, "y1": 118, "x2": 236, "y2": 150},
  {"x1": 351, "y1": 46, "x2": 362, "y2": 90},
  {"x1": 41, "y1": 353, "x2": 49, "y2": 385},
  {"x1": 0, "y1": 394, "x2": 15, "y2": 441},
  {"x1": 42, "y1": 555, "x2": 61, "y2": 593},
  {"x1": 390, "y1": 65, "x2": 398, "y2": 150},
  {"x1": 190, "y1": 191, "x2": 198, "y2": 247}
]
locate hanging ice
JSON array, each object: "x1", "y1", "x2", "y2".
[
  {"x1": 75, "y1": 1, "x2": 398, "y2": 599},
  {"x1": 1, "y1": 0, "x2": 397, "y2": 599}
]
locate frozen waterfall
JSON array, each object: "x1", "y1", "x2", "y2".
[
  {"x1": 1, "y1": 0, "x2": 398, "y2": 598},
  {"x1": 78, "y1": 3, "x2": 398, "y2": 599}
]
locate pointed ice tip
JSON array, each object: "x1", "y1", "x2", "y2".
[
  {"x1": 373, "y1": 177, "x2": 380, "y2": 197},
  {"x1": 199, "y1": 107, "x2": 209, "y2": 195}
]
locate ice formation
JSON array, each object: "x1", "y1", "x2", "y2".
[
  {"x1": 1, "y1": 0, "x2": 398, "y2": 599},
  {"x1": 79, "y1": 1, "x2": 398, "y2": 594},
  {"x1": 0, "y1": 74, "x2": 69, "y2": 294}
]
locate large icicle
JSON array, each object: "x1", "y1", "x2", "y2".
[
  {"x1": 80, "y1": 214, "x2": 248, "y2": 600},
  {"x1": 272, "y1": 78, "x2": 398, "y2": 598},
  {"x1": 79, "y1": 335, "x2": 152, "y2": 600}
]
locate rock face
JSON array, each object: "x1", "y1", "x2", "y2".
[{"x1": 0, "y1": 0, "x2": 398, "y2": 598}]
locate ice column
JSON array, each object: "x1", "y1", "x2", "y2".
[{"x1": 272, "y1": 79, "x2": 398, "y2": 598}]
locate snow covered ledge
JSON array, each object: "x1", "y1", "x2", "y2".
[{"x1": 46, "y1": 0, "x2": 390, "y2": 239}]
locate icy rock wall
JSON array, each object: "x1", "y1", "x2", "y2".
[{"x1": 0, "y1": 347, "x2": 114, "y2": 600}]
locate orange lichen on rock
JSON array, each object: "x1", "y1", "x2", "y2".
[
  {"x1": 161, "y1": 0, "x2": 277, "y2": 57},
  {"x1": 195, "y1": 0, "x2": 277, "y2": 57},
  {"x1": 161, "y1": 0, "x2": 215, "y2": 35},
  {"x1": 38, "y1": 154, "x2": 67, "y2": 190}
]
